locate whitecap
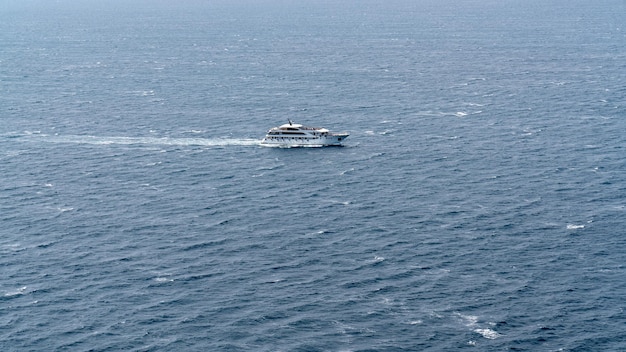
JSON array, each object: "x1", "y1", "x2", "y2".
[
  {"x1": 2, "y1": 244, "x2": 23, "y2": 253},
  {"x1": 567, "y1": 224, "x2": 585, "y2": 230},
  {"x1": 5, "y1": 286, "x2": 27, "y2": 297},
  {"x1": 456, "y1": 313, "x2": 479, "y2": 326},
  {"x1": 373, "y1": 255, "x2": 385, "y2": 262},
  {"x1": 455, "y1": 313, "x2": 501, "y2": 340},
  {"x1": 340, "y1": 168, "x2": 355, "y2": 175},
  {"x1": 326, "y1": 200, "x2": 351, "y2": 206},
  {"x1": 474, "y1": 328, "x2": 501, "y2": 339},
  {"x1": 154, "y1": 277, "x2": 174, "y2": 283}
]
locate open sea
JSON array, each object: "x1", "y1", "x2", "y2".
[{"x1": 2, "y1": 0, "x2": 626, "y2": 350}]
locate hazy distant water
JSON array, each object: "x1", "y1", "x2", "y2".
[{"x1": 2, "y1": 0, "x2": 625, "y2": 350}]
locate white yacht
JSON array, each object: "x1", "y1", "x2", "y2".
[{"x1": 261, "y1": 120, "x2": 349, "y2": 147}]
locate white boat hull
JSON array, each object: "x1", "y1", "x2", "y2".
[{"x1": 260, "y1": 134, "x2": 348, "y2": 147}]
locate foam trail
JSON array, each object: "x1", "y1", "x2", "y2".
[{"x1": 23, "y1": 134, "x2": 261, "y2": 147}]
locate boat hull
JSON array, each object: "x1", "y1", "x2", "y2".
[{"x1": 260, "y1": 134, "x2": 348, "y2": 148}]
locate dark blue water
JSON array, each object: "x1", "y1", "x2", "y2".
[{"x1": 2, "y1": 0, "x2": 626, "y2": 350}]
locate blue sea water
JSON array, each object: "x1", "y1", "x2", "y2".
[{"x1": 2, "y1": 0, "x2": 626, "y2": 350}]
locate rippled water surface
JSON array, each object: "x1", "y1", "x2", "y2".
[{"x1": 2, "y1": 0, "x2": 625, "y2": 350}]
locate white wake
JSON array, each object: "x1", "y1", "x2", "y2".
[{"x1": 20, "y1": 133, "x2": 261, "y2": 147}]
